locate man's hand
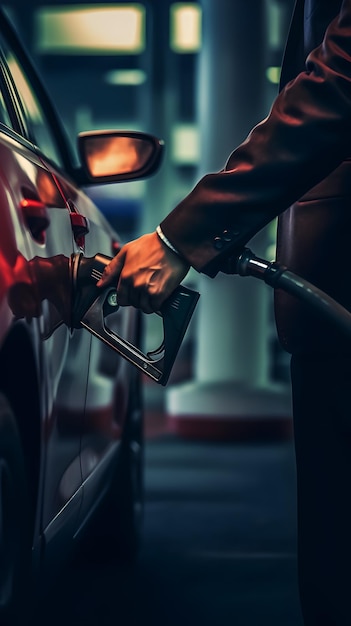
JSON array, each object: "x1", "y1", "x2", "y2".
[{"x1": 96, "y1": 231, "x2": 190, "y2": 313}]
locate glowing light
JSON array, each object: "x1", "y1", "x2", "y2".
[
  {"x1": 35, "y1": 5, "x2": 145, "y2": 54},
  {"x1": 170, "y1": 3, "x2": 202, "y2": 53},
  {"x1": 104, "y1": 69, "x2": 147, "y2": 85},
  {"x1": 267, "y1": 0, "x2": 288, "y2": 51},
  {"x1": 172, "y1": 124, "x2": 199, "y2": 164},
  {"x1": 266, "y1": 66, "x2": 281, "y2": 84}
]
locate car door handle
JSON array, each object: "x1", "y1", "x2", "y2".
[
  {"x1": 20, "y1": 198, "x2": 50, "y2": 244},
  {"x1": 70, "y1": 213, "x2": 90, "y2": 248},
  {"x1": 70, "y1": 212, "x2": 90, "y2": 236},
  {"x1": 67, "y1": 200, "x2": 90, "y2": 247}
]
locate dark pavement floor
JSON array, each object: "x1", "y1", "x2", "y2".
[{"x1": 39, "y1": 425, "x2": 304, "y2": 626}]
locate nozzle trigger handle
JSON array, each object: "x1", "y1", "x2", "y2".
[
  {"x1": 75, "y1": 252, "x2": 199, "y2": 385},
  {"x1": 157, "y1": 285, "x2": 200, "y2": 385}
]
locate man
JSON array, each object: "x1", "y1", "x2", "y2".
[{"x1": 98, "y1": 1, "x2": 351, "y2": 623}]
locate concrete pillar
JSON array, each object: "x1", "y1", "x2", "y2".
[{"x1": 166, "y1": 0, "x2": 292, "y2": 439}]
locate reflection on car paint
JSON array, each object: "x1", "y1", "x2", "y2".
[{"x1": 6, "y1": 253, "x2": 71, "y2": 329}]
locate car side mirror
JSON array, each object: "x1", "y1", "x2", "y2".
[{"x1": 77, "y1": 130, "x2": 164, "y2": 184}]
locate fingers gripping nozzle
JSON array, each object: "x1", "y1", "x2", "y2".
[
  {"x1": 70, "y1": 253, "x2": 200, "y2": 385},
  {"x1": 70, "y1": 252, "x2": 116, "y2": 328}
]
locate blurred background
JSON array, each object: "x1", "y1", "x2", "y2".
[
  {"x1": 5, "y1": 0, "x2": 292, "y2": 239},
  {"x1": 4, "y1": 2, "x2": 304, "y2": 624}
]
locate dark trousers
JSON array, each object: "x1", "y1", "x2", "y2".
[{"x1": 291, "y1": 353, "x2": 351, "y2": 625}]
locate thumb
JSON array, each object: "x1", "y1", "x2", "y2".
[{"x1": 96, "y1": 249, "x2": 125, "y2": 287}]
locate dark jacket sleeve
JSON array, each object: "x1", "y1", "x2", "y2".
[{"x1": 160, "y1": 0, "x2": 351, "y2": 277}]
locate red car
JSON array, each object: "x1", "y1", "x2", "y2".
[{"x1": 0, "y1": 8, "x2": 163, "y2": 624}]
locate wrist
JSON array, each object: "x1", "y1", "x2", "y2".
[
  {"x1": 155, "y1": 227, "x2": 190, "y2": 275},
  {"x1": 156, "y1": 225, "x2": 180, "y2": 256}
]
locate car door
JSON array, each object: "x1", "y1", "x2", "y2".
[
  {"x1": 49, "y1": 166, "x2": 133, "y2": 520},
  {"x1": 0, "y1": 28, "x2": 89, "y2": 548},
  {"x1": 1, "y1": 15, "x2": 134, "y2": 528}
]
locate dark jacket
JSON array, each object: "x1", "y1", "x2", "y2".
[{"x1": 161, "y1": 0, "x2": 351, "y2": 353}]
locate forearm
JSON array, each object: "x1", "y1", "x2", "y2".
[{"x1": 161, "y1": 1, "x2": 351, "y2": 276}]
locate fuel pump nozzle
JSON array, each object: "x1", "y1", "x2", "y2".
[{"x1": 70, "y1": 253, "x2": 199, "y2": 385}]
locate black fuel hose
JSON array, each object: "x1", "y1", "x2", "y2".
[{"x1": 237, "y1": 248, "x2": 351, "y2": 337}]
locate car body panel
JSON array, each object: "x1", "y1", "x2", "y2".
[
  {"x1": 0, "y1": 130, "x2": 87, "y2": 540},
  {"x1": 0, "y1": 8, "x2": 162, "y2": 606}
]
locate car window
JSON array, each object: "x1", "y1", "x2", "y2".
[
  {"x1": 0, "y1": 87, "x2": 12, "y2": 127},
  {"x1": 2, "y1": 45, "x2": 63, "y2": 167}
]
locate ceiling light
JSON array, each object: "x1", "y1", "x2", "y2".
[{"x1": 35, "y1": 5, "x2": 145, "y2": 54}]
